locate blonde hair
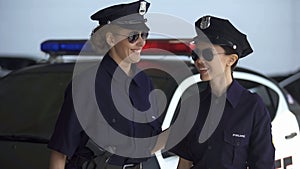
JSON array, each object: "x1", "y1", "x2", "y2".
[{"x1": 89, "y1": 24, "x2": 120, "y2": 54}]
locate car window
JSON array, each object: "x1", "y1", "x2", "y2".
[
  {"x1": 237, "y1": 79, "x2": 278, "y2": 120},
  {"x1": 0, "y1": 57, "x2": 38, "y2": 78},
  {"x1": 0, "y1": 65, "x2": 73, "y2": 140},
  {"x1": 284, "y1": 78, "x2": 300, "y2": 104}
]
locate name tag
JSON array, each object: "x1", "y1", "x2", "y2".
[{"x1": 232, "y1": 133, "x2": 245, "y2": 138}]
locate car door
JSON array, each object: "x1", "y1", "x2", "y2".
[
  {"x1": 233, "y1": 71, "x2": 300, "y2": 169},
  {"x1": 0, "y1": 63, "x2": 73, "y2": 169}
]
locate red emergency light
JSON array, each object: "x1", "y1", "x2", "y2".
[{"x1": 142, "y1": 39, "x2": 195, "y2": 55}]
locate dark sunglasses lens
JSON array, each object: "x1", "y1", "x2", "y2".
[
  {"x1": 202, "y1": 49, "x2": 214, "y2": 61},
  {"x1": 141, "y1": 32, "x2": 149, "y2": 40},
  {"x1": 127, "y1": 32, "x2": 148, "y2": 43},
  {"x1": 191, "y1": 48, "x2": 214, "y2": 62},
  {"x1": 128, "y1": 32, "x2": 139, "y2": 43}
]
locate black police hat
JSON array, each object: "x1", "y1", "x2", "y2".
[
  {"x1": 194, "y1": 15, "x2": 253, "y2": 58},
  {"x1": 91, "y1": 0, "x2": 150, "y2": 31}
]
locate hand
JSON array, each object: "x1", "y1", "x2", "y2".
[{"x1": 151, "y1": 129, "x2": 170, "y2": 154}]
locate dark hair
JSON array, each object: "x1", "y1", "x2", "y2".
[{"x1": 220, "y1": 45, "x2": 239, "y2": 70}]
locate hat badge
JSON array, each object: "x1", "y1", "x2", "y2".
[
  {"x1": 139, "y1": 1, "x2": 147, "y2": 15},
  {"x1": 200, "y1": 16, "x2": 211, "y2": 29}
]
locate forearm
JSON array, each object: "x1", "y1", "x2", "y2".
[
  {"x1": 49, "y1": 150, "x2": 67, "y2": 169},
  {"x1": 177, "y1": 157, "x2": 192, "y2": 169}
]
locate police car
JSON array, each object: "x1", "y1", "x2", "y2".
[{"x1": 0, "y1": 39, "x2": 299, "y2": 169}]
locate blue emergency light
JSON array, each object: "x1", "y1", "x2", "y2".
[{"x1": 41, "y1": 40, "x2": 94, "y2": 56}]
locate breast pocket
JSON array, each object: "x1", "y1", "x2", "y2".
[{"x1": 223, "y1": 130, "x2": 249, "y2": 167}]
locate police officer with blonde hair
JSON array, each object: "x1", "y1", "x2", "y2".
[{"x1": 48, "y1": 1, "x2": 161, "y2": 169}]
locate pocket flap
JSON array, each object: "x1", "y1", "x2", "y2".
[{"x1": 224, "y1": 130, "x2": 249, "y2": 147}]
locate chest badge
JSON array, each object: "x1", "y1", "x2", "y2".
[{"x1": 139, "y1": 1, "x2": 147, "y2": 15}]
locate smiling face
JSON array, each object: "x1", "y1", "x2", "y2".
[
  {"x1": 193, "y1": 41, "x2": 236, "y2": 82},
  {"x1": 108, "y1": 27, "x2": 147, "y2": 66}
]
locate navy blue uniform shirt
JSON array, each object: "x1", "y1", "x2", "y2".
[
  {"x1": 48, "y1": 54, "x2": 161, "y2": 165},
  {"x1": 170, "y1": 80, "x2": 275, "y2": 169}
]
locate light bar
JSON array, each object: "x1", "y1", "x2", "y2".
[
  {"x1": 41, "y1": 40, "x2": 92, "y2": 56},
  {"x1": 143, "y1": 39, "x2": 195, "y2": 55},
  {"x1": 41, "y1": 39, "x2": 194, "y2": 57}
]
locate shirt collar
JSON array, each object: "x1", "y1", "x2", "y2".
[
  {"x1": 226, "y1": 79, "x2": 245, "y2": 108},
  {"x1": 101, "y1": 54, "x2": 143, "y2": 87},
  {"x1": 201, "y1": 80, "x2": 245, "y2": 108}
]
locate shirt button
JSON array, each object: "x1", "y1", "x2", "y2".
[
  {"x1": 236, "y1": 141, "x2": 240, "y2": 146},
  {"x1": 207, "y1": 146, "x2": 212, "y2": 150},
  {"x1": 112, "y1": 118, "x2": 116, "y2": 123}
]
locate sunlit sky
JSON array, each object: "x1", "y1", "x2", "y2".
[{"x1": 1, "y1": 0, "x2": 299, "y2": 75}]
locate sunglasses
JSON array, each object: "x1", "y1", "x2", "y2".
[
  {"x1": 191, "y1": 48, "x2": 225, "y2": 62},
  {"x1": 114, "y1": 31, "x2": 149, "y2": 43}
]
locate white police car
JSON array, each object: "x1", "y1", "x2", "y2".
[{"x1": 0, "y1": 39, "x2": 299, "y2": 169}]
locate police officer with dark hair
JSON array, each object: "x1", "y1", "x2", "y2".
[
  {"x1": 48, "y1": 1, "x2": 161, "y2": 169},
  {"x1": 170, "y1": 15, "x2": 275, "y2": 169}
]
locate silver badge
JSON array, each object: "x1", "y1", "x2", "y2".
[
  {"x1": 139, "y1": 1, "x2": 147, "y2": 15},
  {"x1": 200, "y1": 16, "x2": 211, "y2": 29}
]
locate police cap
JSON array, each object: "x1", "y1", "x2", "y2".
[
  {"x1": 194, "y1": 15, "x2": 253, "y2": 58},
  {"x1": 91, "y1": 0, "x2": 150, "y2": 31}
]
